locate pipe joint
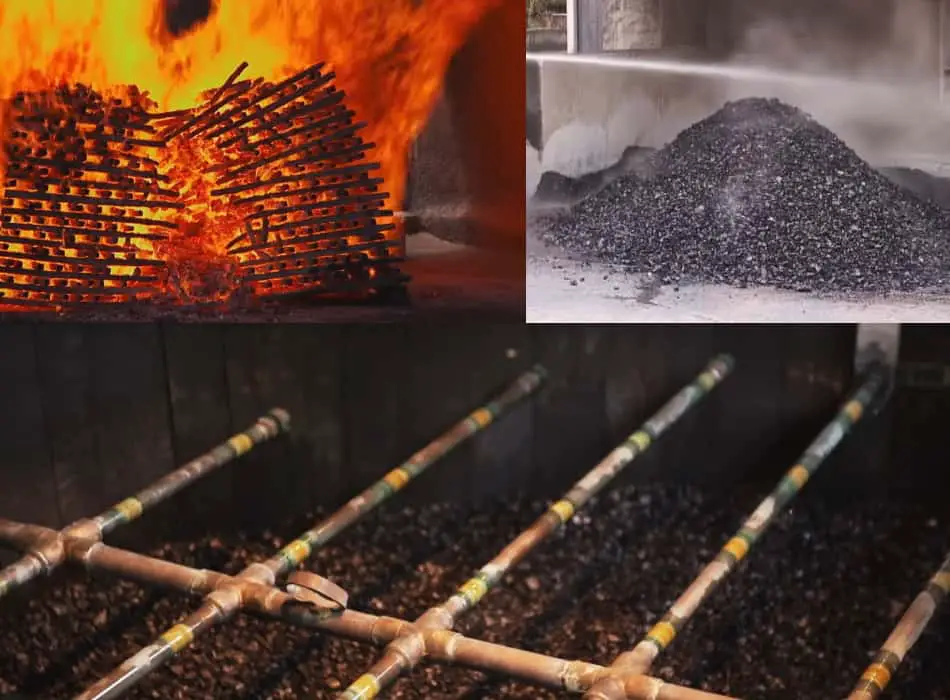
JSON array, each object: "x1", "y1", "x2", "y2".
[
  {"x1": 416, "y1": 606, "x2": 453, "y2": 630},
  {"x1": 614, "y1": 648, "x2": 652, "y2": 674},
  {"x1": 206, "y1": 583, "x2": 244, "y2": 616},
  {"x1": 63, "y1": 518, "x2": 103, "y2": 543},
  {"x1": 29, "y1": 532, "x2": 66, "y2": 574},
  {"x1": 423, "y1": 629, "x2": 462, "y2": 661},
  {"x1": 622, "y1": 674, "x2": 667, "y2": 700},
  {"x1": 370, "y1": 615, "x2": 409, "y2": 645},
  {"x1": 244, "y1": 580, "x2": 287, "y2": 614},
  {"x1": 585, "y1": 676, "x2": 628, "y2": 700},
  {"x1": 387, "y1": 631, "x2": 427, "y2": 667},
  {"x1": 267, "y1": 407, "x2": 292, "y2": 432},
  {"x1": 242, "y1": 562, "x2": 277, "y2": 586},
  {"x1": 559, "y1": 659, "x2": 600, "y2": 693},
  {"x1": 63, "y1": 537, "x2": 101, "y2": 566}
]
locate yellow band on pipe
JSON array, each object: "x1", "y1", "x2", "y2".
[
  {"x1": 346, "y1": 674, "x2": 381, "y2": 699},
  {"x1": 114, "y1": 498, "x2": 144, "y2": 522},
  {"x1": 843, "y1": 400, "x2": 864, "y2": 422},
  {"x1": 786, "y1": 465, "x2": 810, "y2": 488},
  {"x1": 282, "y1": 539, "x2": 312, "y2": 565},
  {"x1": 647, "y1": 621, "x2": 677, "y2": 648},
  {"x1": 550, "y1": 499, "x2": 575, "y2": 523},
  {"x1": 859, "y1": 662, "x2": 892, "y2": 690},
  {"x1": 722, "y1": 536, "x2": 750, "y2": 562},
  {"x1": 383, "y1": 468, "x2": 411, "y2": 491},
  {"x1": 228, "y1": 433, "x2": 254, "y2": 455},
  {"x1": 161, "y1": 624, "x2": 195, "y2": 653},
  {"x1": 470, "y1": 408, "x2": 493, "y2": 428},
  {"x1": 458, "y1": 577, "x2": 489, "y2": 605}
]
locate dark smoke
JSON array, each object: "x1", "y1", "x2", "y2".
[{"x1": 163, "y1": 0, "x2": 214, "y2": 37}]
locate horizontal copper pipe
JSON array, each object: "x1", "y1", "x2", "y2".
[
  {"x1": 22, "y1": 526, "x2": 733, "y2": 700},
  {"x1": 74, "y1": 368, "x2": 547, "y2": 700},
  {"x1": 336, "y1": 354, "x2": 735, "y2": 700},
  {"x1": 584, "y1": 364, "x2": 890, "y2": 700},
  {"x1": 0, "y1": 409, "x2": 289, "y2": 602}
]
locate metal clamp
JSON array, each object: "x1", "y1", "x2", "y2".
[{"x1": 285, "y1": 571, "x2": 349, "y2": 611}]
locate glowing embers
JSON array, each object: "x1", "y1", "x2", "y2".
[{"x1": 0, "y1": 63, "x2": 405, "y2": 310}]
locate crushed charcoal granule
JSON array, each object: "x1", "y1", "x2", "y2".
[
  {"x1": 537, "y1": 98, "x2": 950, "y2": 294},
  {"x1": 0, "y1": 485, "x2": 948, "y2": 699}
]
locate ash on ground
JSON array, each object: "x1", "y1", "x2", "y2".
[
  {"x1": 536, "y1": 98, "x2": 950, "y2": 294},
  {"x1": 1, "y1": 486, "x2": 948, "y2": 699}
]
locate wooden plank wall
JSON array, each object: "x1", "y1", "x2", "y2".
[{"x1": 0, "y1": 322, "x2": 905, "y2": 541}]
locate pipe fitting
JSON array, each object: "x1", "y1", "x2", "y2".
[
  {"x1": 559, "y1": 659, "x2": 601, "y2": 693},
  {"x1": 386, "y1": 631, "x2": 426, "y2": 667},
  {"x1": 63, "y1": 518, "x2": 103, "y2": 542},
  {"x1": 623, "y1": 675, "x2": 666, "y2": 700},
  {"x1": 370, "y1": 615, "x2": 409, "y2": 645},
  {"x1": 63, "y1": 537, "x2": 101, "y2": 566},
  {"x1": 266, "y1": 407, "x2": 292, "y2": 431},
  {"x1": 29, "y1": 532, "x2": 66, "y2": 575},
  {"x1": 242, "y1": 562, "x2": 277, "y2": 586},
  {"x1": 423, "y1": 629, "x2": 462, "y2": 661},
  {"x1": 206, "y1": 583, "x2": 244, "y2": 617},
  {"x1": 612, "y1": 648, "x2": 652, "y2": 674},
  {"x1": 415, "y1": 605, "x2": 453, "y2": 630},
  {"x1": 585, "y1": 676, "x2": 627, "y2": 700},
  {"x1": 241, "y1": 579, "x2": 287, "y2": 614}
]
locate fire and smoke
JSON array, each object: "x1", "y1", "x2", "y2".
[{"x1": 0, "y1": 0, "x2": 501, "y2": 307}]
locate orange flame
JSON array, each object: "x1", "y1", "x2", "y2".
[{"x1": 0, "y1": 0, "x2": 502, "y2": 307}]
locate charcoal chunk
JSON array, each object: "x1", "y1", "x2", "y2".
[{"x1": 538, "y1": 98, "x2": 950, "y2": 294}]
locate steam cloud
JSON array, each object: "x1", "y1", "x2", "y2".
[{"x1": 716, "y1": 0, "x2": 944, "y2": 164}]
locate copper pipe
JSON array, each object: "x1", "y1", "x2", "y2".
[
  {"x1": 847, "y1": 553, "x2": 950, "y2": 700},
  {"x1": 584, "y1": 364, "x2": 890, "y2": 700},
  {"x1": 18, "y1": 523, "x2": 733, "y2": 700},
  {"x1": 0, "y1": 519, "x2": 50, "y2": 550},
  {"x1": 74, "y1": 368, "x2": 547, "y2": 700},
  {"x1": 0, "y1": 409, "x2": 290, "y2": 602},
  {"x1": 337, "y1": 355, "x2": 735, "y2": 700}
]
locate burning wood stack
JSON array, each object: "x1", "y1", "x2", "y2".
[{"x1": 0, "y1": 61, "x2": 405, "y2": 310}]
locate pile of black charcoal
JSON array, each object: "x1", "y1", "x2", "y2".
[
  {"x1": 535, "y1": 98, "x2": 950, "y2": 294},
  {"x1": 0, "y1": 486, "x2": 949, "y2": 699}
]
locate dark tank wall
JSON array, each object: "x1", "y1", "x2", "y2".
[{"x1": 2, "y1": 323, "x2": 940, "y2": 545}]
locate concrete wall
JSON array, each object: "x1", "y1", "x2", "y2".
[
  {"x1": 409, "y1": 0, "x2": 524, "y2": 253},
  {"x1": 528, "y1": 0, "x2": 948, "y2": 185},
  {"x1": 527, "y1": 28, "x2": 567, "y2": 51},
  {"x1": 528, "y1": 57, "x2": 950, "y2": 184},
  {"x1": 709, "y1": 0, "x2": 939, "y2": 76},
  {"x1": 586, "y1": 0, "x2": 939, "y2": 68}
]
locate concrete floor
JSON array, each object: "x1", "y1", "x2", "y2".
[
  {"x1": 397, "y1": 232, "x2": 524, "y2": 316},
  {"x1": 0, "y1": 234, "x2": 525, "y2": 322},
  {"x1": 527, "y1": 249, "x2": 950, "y2": 322}
]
